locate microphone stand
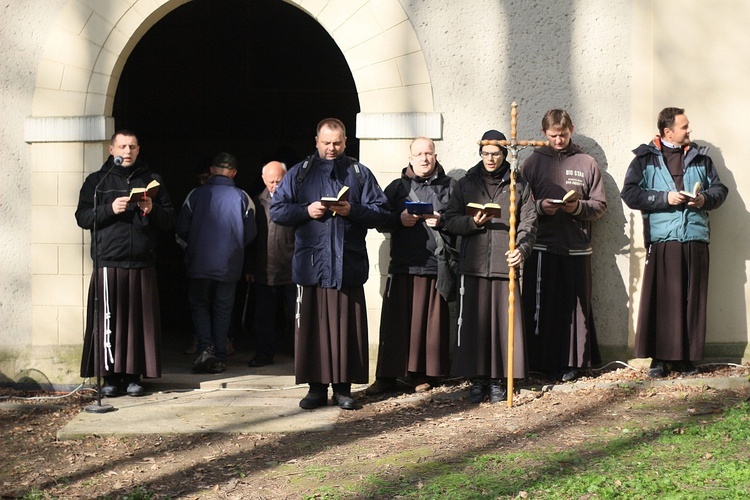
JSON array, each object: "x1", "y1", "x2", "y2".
[{"x1": 84, "y1": 156, "x2": 122, "y2": 414}]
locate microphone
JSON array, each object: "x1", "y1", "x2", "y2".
[{"x1": 113, "y1": 156, "x2": 124, "y2": 166}]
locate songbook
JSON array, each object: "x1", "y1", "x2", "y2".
[
  {"x1": 466, "y1": 202, "x2": 502, "y2": 218},
  {"x1": 320, "y1": 186, "x2": 350, "y2": 207},
  {"x1": 405, "y1": 201, "x2": 434, "y2": 215},
  {"x1": 679, "y1": 182, "x2": 702, "y2": 199},
  {"x1": 550, "y1": 190, "x2": 580, "y2": 204},
  {"x1": 128, "y1": 180, "x2": 160, "y2": 202}
]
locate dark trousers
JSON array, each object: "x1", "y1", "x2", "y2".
[
  {"x1": 252, "y1": 283, "x2": 296, "y2": 361},
  {"x1": 188, "y1": 278, "x2": 238, "y2": 361}
]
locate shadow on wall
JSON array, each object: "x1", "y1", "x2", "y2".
[
  {"x1": 696, "y1": 141, "x2": 748, "y2": 357},
  {"x1": 575, "y1": 136, "x2": 630, "y2": 357}
]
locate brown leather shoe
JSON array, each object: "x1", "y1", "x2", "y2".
[{"x1": 365, "y1": 378, "x2": 397, "y2": 395}]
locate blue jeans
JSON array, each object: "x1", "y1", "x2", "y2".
[{"x1": 188, "y1": 278, "x2": 238, "y2": 361}]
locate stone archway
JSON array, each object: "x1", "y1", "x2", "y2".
[{"x1": 24, "y1": 0, "x2": 440, "y2": 383}]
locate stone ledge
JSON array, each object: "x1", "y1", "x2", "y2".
[
  {"x1": 356, "y1": 112, "x2": 442, "y2": 139},
  {"x1": 24, "y1": 115, "x2": 114, "y2": 143}
]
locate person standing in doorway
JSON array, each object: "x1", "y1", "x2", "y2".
[
  {"x1": 621, "y1": 107, "x2": 728, "y2": 377},
  {"x1": 176, "y1": 153, "x2": 257, "y2": 374},
  {"x1": 521, "y1": 110, "x2": 606, "y2": 382},
  {"x1": 76, "y1": 130, "x2": 176, "y2": 397},
  {"x1": 270, "y1": 118, "x2": 389, "y2": 410},
  {"x1": 247, "y1": 161, "x2": 296, "y2": 368}
]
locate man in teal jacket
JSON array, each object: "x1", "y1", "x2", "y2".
[{"x1": 621, "y1": 107, "x2": 728, "y2": 378}]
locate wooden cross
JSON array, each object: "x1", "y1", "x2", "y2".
[{"x1": 478, "y1": 102, "x2": 547, "y2": 407}]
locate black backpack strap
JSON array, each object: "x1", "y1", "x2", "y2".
[
  {"x1": 295, "y1": 154, "x2": 315, "y2": 191},
  {"x1": 348, "y1": 156, "x2": 365, "y2": 188}
]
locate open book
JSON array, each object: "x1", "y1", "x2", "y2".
[
  {"x1": 128, "y1": 180, "x2": 160, "y2": 202},
  {"x1": 466, "y1": 202, "x2": 502, "y2": 218},
  {"x1": 320, "y1": 186, "x2": 350, "y2": 207},
  {"x1": 550, "y1": 190, "x2": 580, "y2": 204},
  {"x1": 405, "y1": 201, "x2": 434, "y2": 215},
  {"x1": 679, "y1": 182, "x2": 702, "y2": 199}
]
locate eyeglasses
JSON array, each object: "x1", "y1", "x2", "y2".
[{"x1": 480, "y1": 152, "x2": 502, "y2": 158}]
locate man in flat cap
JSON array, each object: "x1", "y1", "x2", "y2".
[{"x1": 176, "y1": 152, "x2": 257, "y2": 374}]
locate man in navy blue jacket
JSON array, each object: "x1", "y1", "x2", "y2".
[
  {"x1": 271, "y1": 118, "x2": 388, "y2": 410},
  {"x1": 176, "y1": 153, "x2": 257, "y2": 373}
]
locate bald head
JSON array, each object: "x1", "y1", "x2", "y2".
[
  {"x1": 409, "y1": 137, "x2": 437, "y2": 178},
  {"x1": 262, "y1": 161, "x2": 287, "y2": 194}
]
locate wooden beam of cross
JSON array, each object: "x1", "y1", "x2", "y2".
[{"x1": 478, "y1": 102, "x2": 548, "y2": 407}]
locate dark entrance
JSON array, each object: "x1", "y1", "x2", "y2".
[{"x1": 113, "y1": 0, "x2": 359, "y2": 349}]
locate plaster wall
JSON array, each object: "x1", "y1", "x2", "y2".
[{"x1": 0, "y1": 0, "x2": 747, "y2": 387}]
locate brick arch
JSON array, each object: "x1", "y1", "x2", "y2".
[{"x1": 30, "y1": 0, "x2": 433, "y2": 123}]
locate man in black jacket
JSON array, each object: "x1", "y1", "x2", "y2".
[
  {"x1": 76, "y1": 130, "x2": 176, "y2": 397},
  {"x1": 367, "y1": 137, "x2": 456, "y2": 395}
]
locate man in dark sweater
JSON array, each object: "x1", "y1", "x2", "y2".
[{"x1": 521, "y1": 110, "x2": 606, "y2": 382}]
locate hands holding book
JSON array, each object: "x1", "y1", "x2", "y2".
[
  {"x1": 465, "y1": 202, "x2": 501, "y2": 226},
  {"x1": 308, "y1": 200, "x2": 351, "y2": 218},
  {"x1": 540, "y1": 190, "x2": 581, "y2": 215},
  {"x1": 111, "y1": 194, "x2": 153, "y2": 215},
  {"x1": 670, "y1": 182, "x2": 705, "y2": 208},
  {"x1": 314, "y1": 186, "x2": 351, "y2": 217},
  {"x1": 402, "y1": 202, "x2": 439, "y2": 227}
]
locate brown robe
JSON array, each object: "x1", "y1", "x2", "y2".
[
  {"x1": 452, "y1": 275, "x2": 527, "y2": 380},
  {"x1": 294, "y1": 285, "x2": 369, "y2": 384},
  {"x1": 80, "y1": 267, "x2": 162, "y2": 379},
  {"x1": 634, "y1": 240, "x2": 709, "y2": 361},
  {"x1": 375, "y1": 274, "x2": 450, "y2": 378}
]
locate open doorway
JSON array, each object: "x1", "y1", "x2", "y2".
[{"x1": 112, "y1": 0, "x2": 360, "y2": 352}]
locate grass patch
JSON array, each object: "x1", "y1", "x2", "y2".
[{"x1": 335, "y1": 401, "x2": 750, "y2": 499}]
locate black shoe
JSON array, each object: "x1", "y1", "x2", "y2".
[
  {"x1": 192, "y1": 349, "x2": 219, "y2": 373},
  {"x1": 648, "y1": 359, "x2": 668, "y2": 378},
  {"x1": 126, "y1": 383, "x2": 145, "y2": 397},
  {"x1": 247, "y1": 357, "x2": 273, "y2": 368},
  {"x1": 332, "y1": 393, "x2": 357, "y2": 410},
  {"x1": 468, "y1": 380, "x2": 488, "y2": 403},
  {"x1": 559, "y1": 368, "x2": 577, "y2": 382},
  {"x1": 207, "y1": 361, "x2": 226, "y2": 374},
  {"x1": 299, "y1": 391, "x2": 328, "y2": 410},
  {"x1": 675, "y1": 361, "x2": 699, "y2": 376},
  {"x1": 489, "y1": 380, "x2": 507, "y2": 403},
  {"x1": 100, "y1": 384, "x2": 119, "y2": 397}
]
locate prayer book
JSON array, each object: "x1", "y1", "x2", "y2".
[
  {"x1": 405, "y1": 201, "x2": 434, "y2": 215},
  {"x1": 320, "y1": 186, "x2": 350, "y2": 207},
  {"x1": 466, "y1": 202, "x2": 502, "y2": 218},
  {"x1": 128, "y1": 180, "x2": 160, "y2": 202},
  {"x1": 550, "y1": 190, "x2": 580, "y2": 204},
  {"x1": 679, "y1": 182, "x2": 702, "y2": 199}
]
